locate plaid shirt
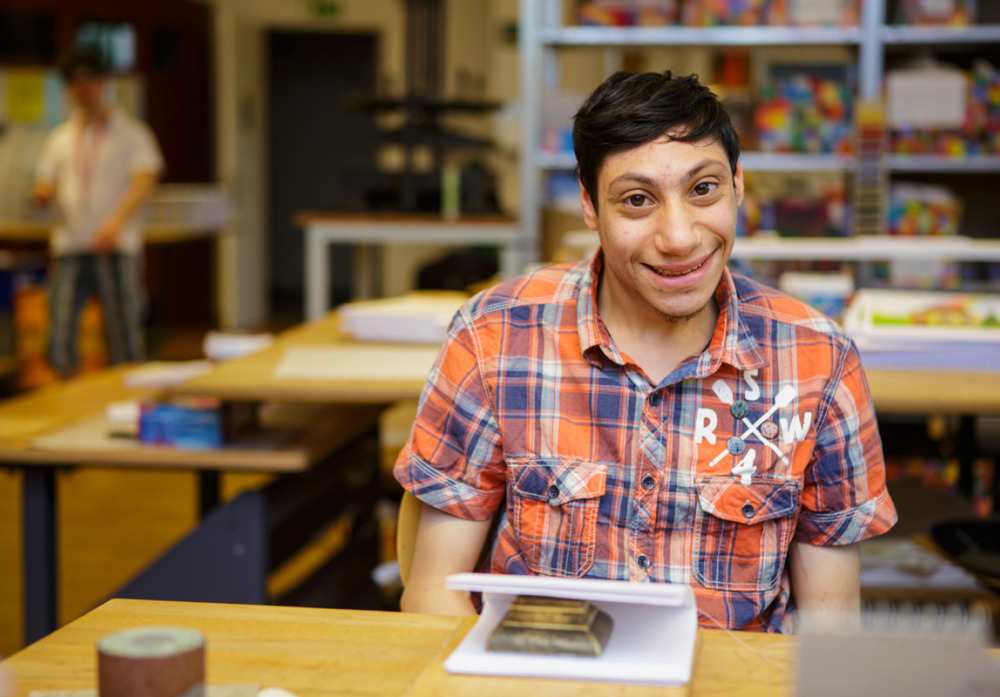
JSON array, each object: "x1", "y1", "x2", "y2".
[{"x1": 395, "y1": 252, "x2": 896, "y2": 632}]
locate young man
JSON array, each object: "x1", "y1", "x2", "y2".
[
  {"x1": 395, "y1": 71, "x2": 896, "y2": 632},
  {"x1": 32, "y1": 49, "x2": 164, "y2": 377}
]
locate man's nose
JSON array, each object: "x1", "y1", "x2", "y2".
[{"x1": 652, "y1": 202, "x2": 699, "y2": 257}]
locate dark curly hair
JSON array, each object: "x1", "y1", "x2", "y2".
[{"x1": 572, "y1": 70, "x2": 740, "y2": 209}]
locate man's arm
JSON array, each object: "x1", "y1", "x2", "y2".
[
  {"x1": 399, "y1": 502, "x2": 493, "y2": 615},
  {"x1": 788, "y1": 540, "x2": 861, "y2": 626},
  {"x1": 94, "y1": 170, "x2": 159, "y2": 253},
  {"x1": 31, "y1": 180, "x2": 55, "y2": 206}
]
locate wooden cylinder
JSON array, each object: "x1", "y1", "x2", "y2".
[{"x1": 97, "y1": 626, "x2": 205, "y2": 697}]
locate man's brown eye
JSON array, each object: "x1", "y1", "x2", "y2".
[
  {"x1": 694, "y1": 183, "x2": 714, "y2": 195},
  {"x1": 628, "y1": 194, "x2": 646, "y2": 206}
]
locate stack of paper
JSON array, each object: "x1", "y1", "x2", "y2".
[
  {"x1": 124, "y1": 361, "x2": 213, "y2": 388},
  {"x1": 338, "y1": 292, "x2": 467, "y2": 344},
  {"x1": 203, "y1": 331, "x2": 275, "y2": 361},
  {"x1": 843, "y1": 289, "x2": 1000, "y2": 370}
]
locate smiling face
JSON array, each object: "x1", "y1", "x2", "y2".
[{"x1": 581, "y1": 134, "x2": 743, "y2": 334}]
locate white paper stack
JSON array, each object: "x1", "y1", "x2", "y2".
[
  {"x1": 203, "y1": 331, "x2": 275, "y2": 361},
  {"x1": 843, "y1": 289, "x2": 1000, "y2": 370},
  {"x1": 338, "y1": 292, "x2": 467, "y2": 344},
  {"x1": 123, "y1": 361, "x2": 214, "y2": 388}
]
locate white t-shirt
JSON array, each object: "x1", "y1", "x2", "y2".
[{"x1": 34, "y1": 108, "x2": 164, "y2": 256}]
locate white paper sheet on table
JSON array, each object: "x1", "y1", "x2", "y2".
[
  {"x1": 338, "y1": 293, "x2": 465, "y2": 344},
  {"x1": 272, "y1": 345, "x2": 440, "y2": 381},
  {"x1": 443, "y1": 573, "x2": 698, "y2": 687}
]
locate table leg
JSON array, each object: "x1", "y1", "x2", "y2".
[
  {"x1": 355, "y1": 244, "x2": 375, "y2": 299},
  {"x1": 957, "y1": 415, "x2": 976, "y2": 498},
  {"x1": 305, "y1": 227, "x2": 329, "y2": 320},
  {"x1": 199, "y1": 471, "x2": 221, "y2": 518},
  {"x1": 22, "y1": 467, "x2": 57, "y2": 645}
]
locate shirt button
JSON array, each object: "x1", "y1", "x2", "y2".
[
  {"x1": 547, "y1": 485, "x2": 559, "y2": 501},
  {"x1": 637, "y1": 555, "x2": 650, "y2": 569},
  {"x1": 727, "y1": 436, "x2": 746, "y2": 455},
  {"x1": 642, "y1": 474, "x2": 655, "y2": 490},
  {"x1": 648, "y1": 392, "x2": 661, "y2": 407},
  {"x1": 742, "y1": 503, "x2": 755, "y2": 518},
  {"x1": 760, "y1": 421, "x2": 779, "y2": 440},
  {"x1": 730, "y1": 400, "x2": 749, "y2": 419}
]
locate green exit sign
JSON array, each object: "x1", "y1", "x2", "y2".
[{"x1": 305, "y1": 0, "x2": 341, "y2": 18}]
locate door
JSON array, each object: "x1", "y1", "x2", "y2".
[{"x1": 267, "y1": 30, "x2": 380, "y2": 322}]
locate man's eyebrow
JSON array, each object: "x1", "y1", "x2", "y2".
[
  {"x1": 682, "y1": 158, "x2": 728, "y2": 183},
  {"x1": 606, "y1": 158, "x2": 729, "y2": 191}
]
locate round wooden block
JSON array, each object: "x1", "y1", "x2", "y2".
[{"x1": 98, "y1": 626, "x2": 205, "y2": 697}]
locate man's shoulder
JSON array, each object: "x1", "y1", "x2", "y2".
[
  {"x1": 46, "y1": 120, "x2": 75, "y2": 143},
  {"x1": 462, "y1": 260, "x2": 588, "y2": 322},
  {"x1": 731, "y1": 272, "x2": 849, "y2": 341},
  {"x1": 107, "y1": 109, "x2": 156, "y2": 139}
]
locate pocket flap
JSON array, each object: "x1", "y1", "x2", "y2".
[
  {"x1": 510, "y1": 459, "x2": 607, "y2": 506},
  {"x1": 696, "y1": 476, "x2": 799, "y2": 525}
]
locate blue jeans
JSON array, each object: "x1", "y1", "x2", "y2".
[{"x1": 46, "y1": 253, "x2": 145, "y2": 376}]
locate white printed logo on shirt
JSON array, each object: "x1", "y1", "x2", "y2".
[{"x1": 693, "y1": 369, "x2": 813, "y2": 483}]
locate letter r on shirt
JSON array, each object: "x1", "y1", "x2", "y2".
[{"x1": 694, "y1": 408, "x2": 718, "y2": 445}]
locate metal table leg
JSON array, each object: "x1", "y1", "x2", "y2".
[{"x1": 22, "y1": 466, "x2": 57, "y2": 645}]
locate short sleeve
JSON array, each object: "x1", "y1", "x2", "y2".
[
  {"x1": 129, "y1": 121, "x2": 165, "y2": 176},
  {"x1": 393, "y1": 310, "x2": 507, "y2": 521},
  {"x1": 34, "y1": 129, "x2": 61, "y2": 183},
  {"x1": 795, "y1": 339, "x2": 897, "y2": 545}
]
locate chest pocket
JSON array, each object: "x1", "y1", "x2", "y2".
[
  {"x1": 508, "y1": 458, "x2": 607, "y2": 577},
  {"x1": 693, "y1": 476, "x2": 799, "y2": 592}
]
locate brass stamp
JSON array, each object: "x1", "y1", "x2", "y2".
[{"x1": 486, "y1": 595, "x2": 614, "y2": 657}]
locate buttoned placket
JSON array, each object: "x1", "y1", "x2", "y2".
[{"x1": 629, "y1": 384, "x2": 667, "y2": 581}]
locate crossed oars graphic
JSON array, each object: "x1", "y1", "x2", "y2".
[{"x1": 707, "y1": 381, "x2": 797, "y2": 483}]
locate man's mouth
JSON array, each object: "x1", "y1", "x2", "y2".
[{"x1": 649, "y1": 254, "x2": 709, "y2": 277}]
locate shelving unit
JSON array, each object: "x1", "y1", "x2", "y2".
[{"x1": 518, "y1": 0, "x2": 1000, "y2": 277}]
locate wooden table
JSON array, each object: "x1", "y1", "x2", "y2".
[
  {"x1": 0, "y1": 598, "x2": 796, "y2": 697},
  {"x1": 865, "y1": 367, "x2": 1000, "y2": 416},
  {"x1": 296, "y1": 212, "x2": 528, "y2": 320},
  {"x1": 1, "y1": 366, "x2": 381, "y2": 646},
  {"x1": 173, "y1": 310, "x2": 432, "y2": 404}
]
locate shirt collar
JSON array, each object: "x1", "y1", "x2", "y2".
[
  {"x1": 701, "y1": 267, "x2": 769, "y2": 375},
  {"x1": 576, "y1": 250, "x2": 768, "y2": 373},
  {"x1": 576, "y1": 249, "x2": 623, "y2": 365}
]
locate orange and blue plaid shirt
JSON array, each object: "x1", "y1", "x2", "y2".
[{"x1": 395, "y1": 252, "x2": 896, "y2": 632}]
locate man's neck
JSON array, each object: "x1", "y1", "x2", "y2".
[
  {"x1": 597, "y1": 278, "x2": 719, "y2": 386},
  {"x1": 78, "y1": 105, "x2": 110, "y2": 126}
]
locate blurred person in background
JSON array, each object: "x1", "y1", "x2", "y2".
[{"x1": 32, "y1": 48, "x2": 163, "y2": 378}]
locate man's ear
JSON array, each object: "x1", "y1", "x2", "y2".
[
  {"x1": 580, "y1": 180, "x2": 599, "y2": 231},
  {"x1": 734, "y1": 161, "x2": 745, "y2": 208}
]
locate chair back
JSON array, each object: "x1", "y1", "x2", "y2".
[{"x1": 396, "y1": 490, "x2": 422, "y2": 586}]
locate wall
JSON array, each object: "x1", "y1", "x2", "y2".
[{"x1": 208, "y1": 0, "x2": 521, "y2": 321}]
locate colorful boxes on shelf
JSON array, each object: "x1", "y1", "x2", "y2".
[
  {"x1": 754, "y1": 74, "x2": 853, "y2": 154},
  {"x1": 576, "y1": 0, "x2": 677, "y2": 26},
  {"x1": 890, "y1": 60, "x2": 1000, "y2": 156},
  {"x1": 574, "y1": 0, "x2": 859, "y2": 27},
  {"x1": 888, "y1": 182, "x2": 964, "y2": 237},
  {"x1": 897, "y1": 0, "x2": 977, "y2": 26}
]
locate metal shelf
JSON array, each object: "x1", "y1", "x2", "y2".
[
  {"x1": 538, "y1": 25, "x2": 862, "y2": 47},
  {"x1": 740, "y1": 152, "x2": 855, "y2": 172},
  {"x1": 520, "y1": 0, "x2": 1000, "y2": 269},
  {"x1": 887, "y1": 154, "x2": 1000, "y2": 173},
  {"x1": 881, "y1": 24, "x2": 1000, "y2": 45},
  {"x1": 730, "y1": 235, "x2": 1000, "y2": 262}
]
